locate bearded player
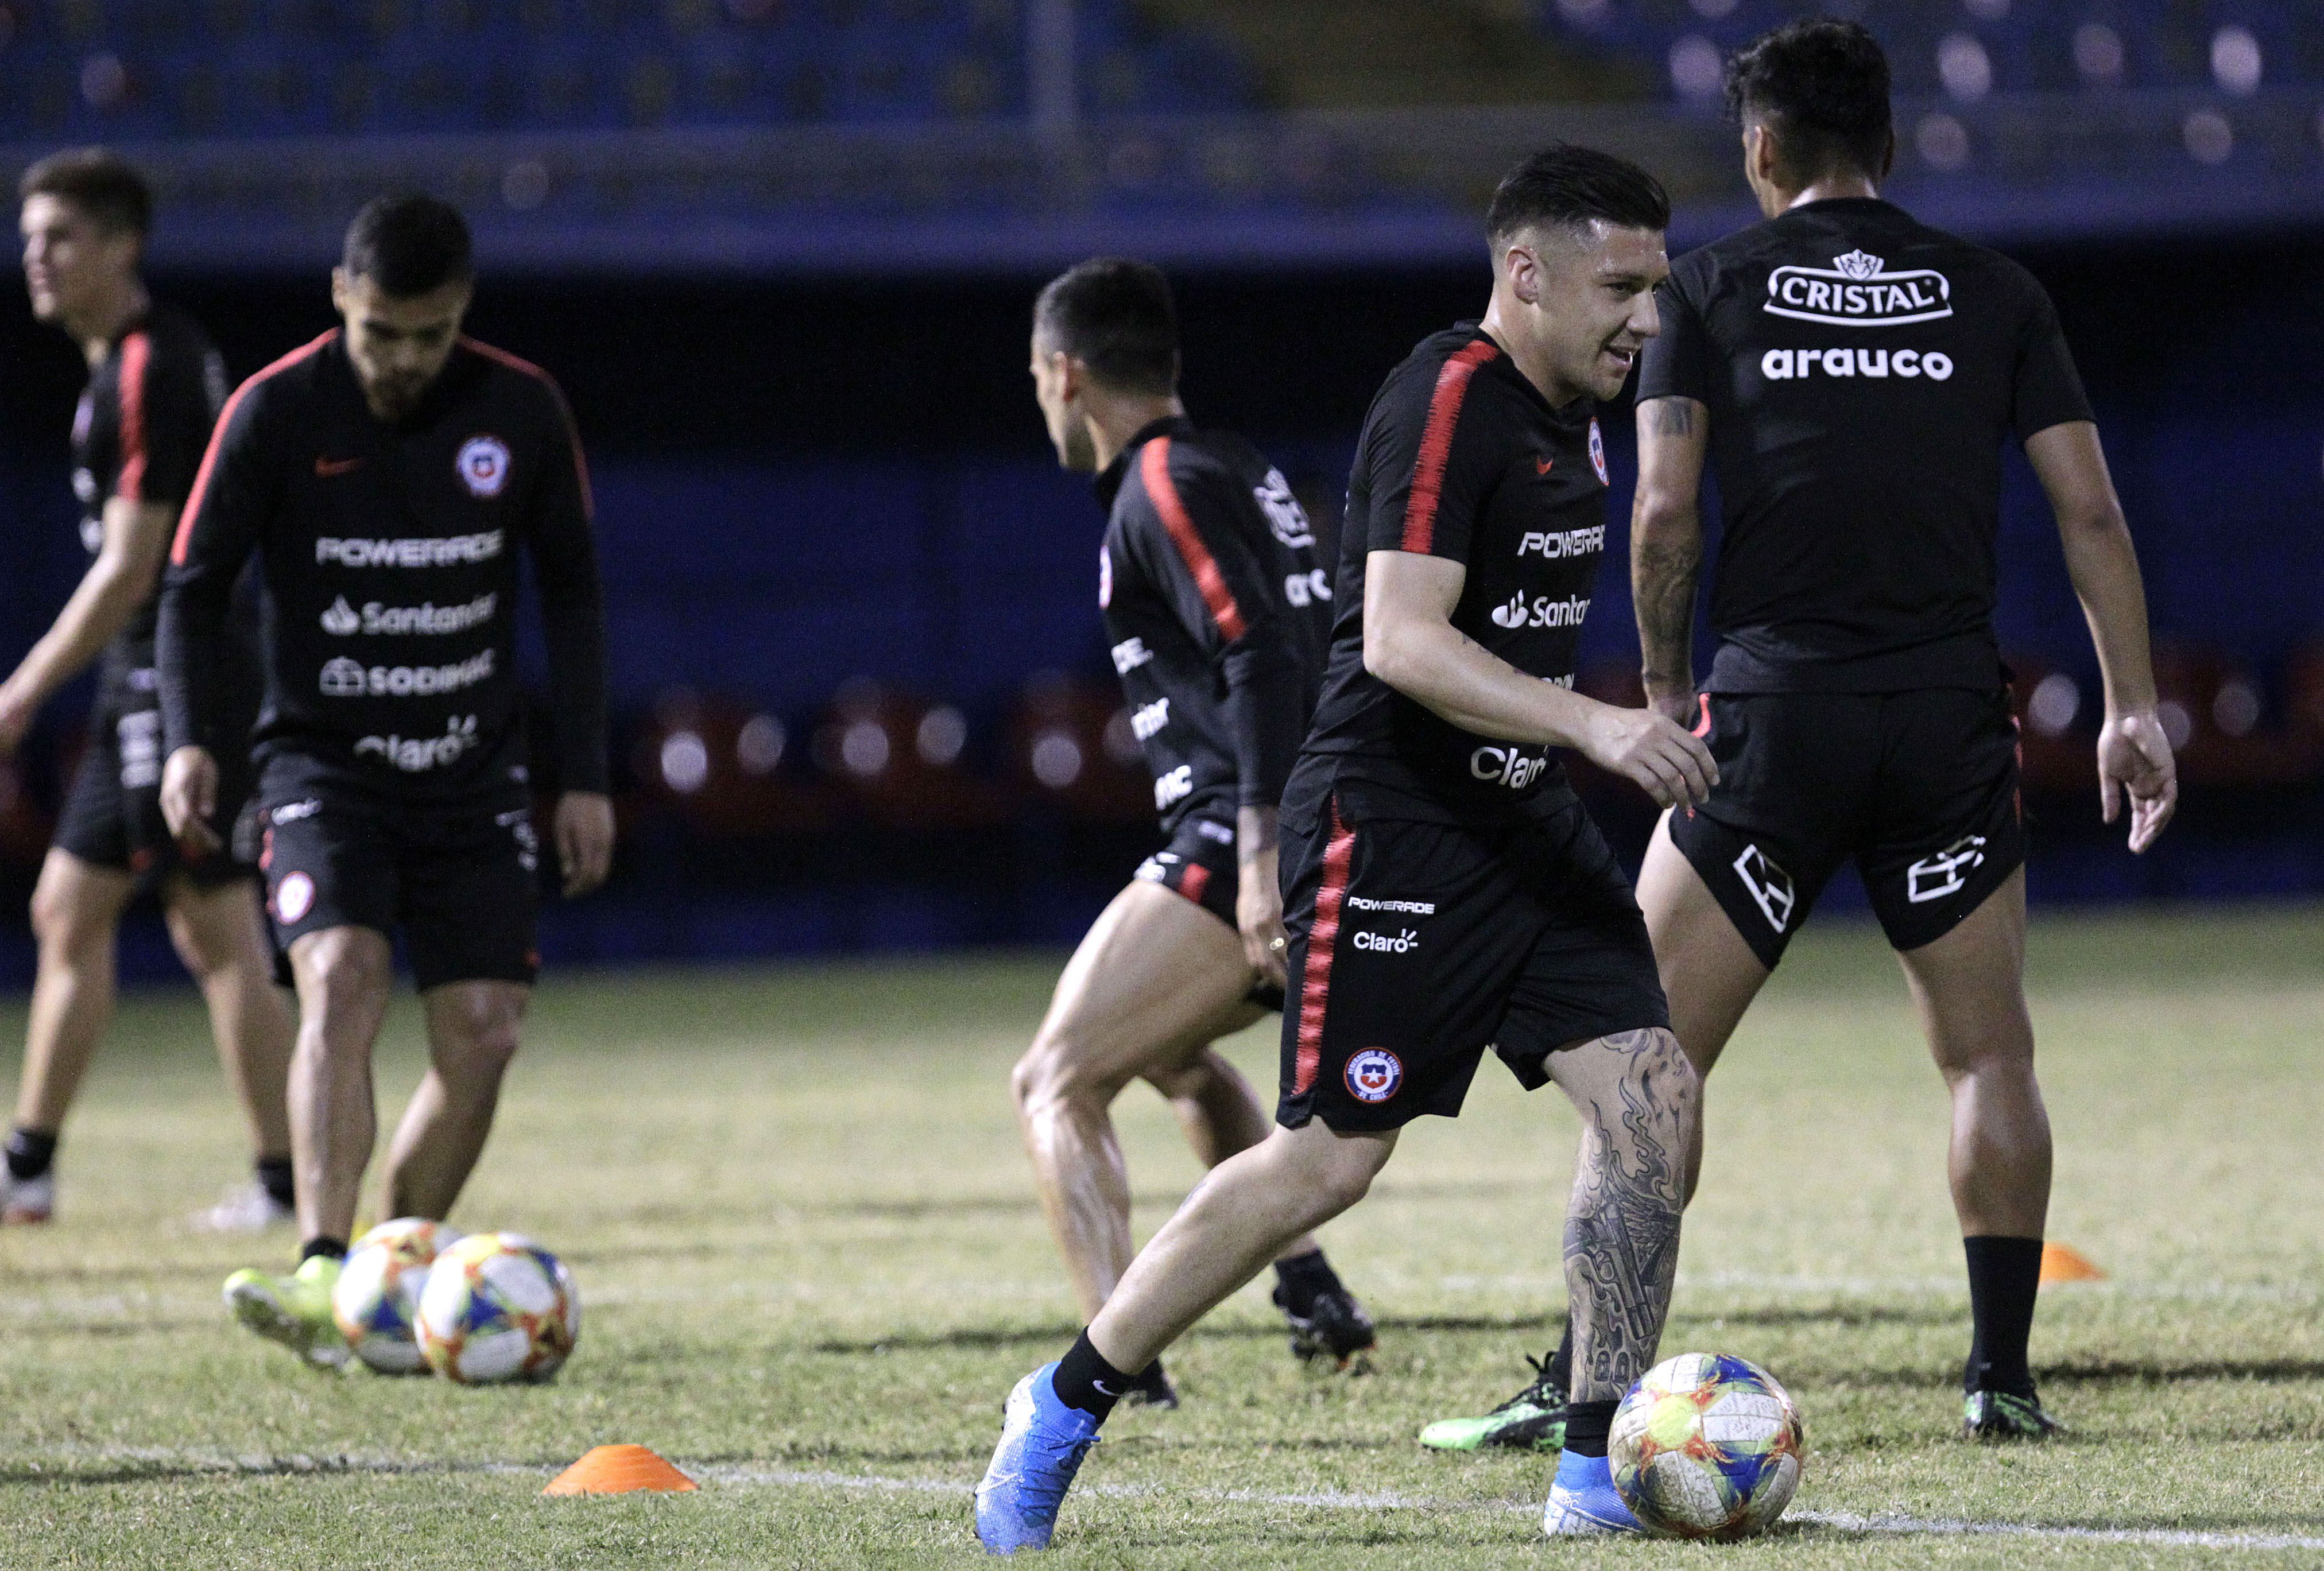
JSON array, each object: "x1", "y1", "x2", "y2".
[
  {"x1": 977, "y1": 146, "x2": 1716, "y2": 1552},
  {"x1": 1427, "y1": 19, "x2": 2176, "y2": 1451},
  {"x1": 1017, "y1": 258, "x2": 1373, "y2": 1407},
  {"x1": 3, "y1": 149, "x2": 295, "y2": 1231},
  {"x1": 157, "y1": 194, "x2": 613, "y2": 1366}
]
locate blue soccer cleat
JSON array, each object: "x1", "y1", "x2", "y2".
[
  {"x1": 974, "y1": 1363, "x2": 1101, "y2": 1554},
  {"x1": 1541, "y1": 1448, "x2": 1647, "y2": 1537}
]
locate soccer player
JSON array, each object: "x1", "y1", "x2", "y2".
[
  {"x1": 1426, "y1": 18, "x2": 2178, "y2": 1449},
  {"x1": 2, "y1": 149, "x2": 295, "y2": 1231},
  {"x1": 156, "y1": 193, "x2": 613, "y2": 1367},
  {"x1": 975, "y1": 146, "x2": 1719, "y2": 1552},
  {"x1": 1017, "y1": 258, "x2": 1372, "y2": 1406}
]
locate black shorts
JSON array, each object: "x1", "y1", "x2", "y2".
[
  {"x1": 1275, "y1": 793, "x2": 1669, "y2": 1133},
  {"x1": 53, "y1": 679, "x2": 255, "y2": 891},
  {"x1": 1669, "y1": 688, "x2": 2024, "y2": 969},
  {"x1": 1136, "y1": 813, "x2": 1285, "y2": 1013},
  {"x1": 257, "y1": 783, "x2": 541, "y2": 992}
]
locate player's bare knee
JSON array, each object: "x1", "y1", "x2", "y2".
[
  {"x1": 1013, "y1": 1037, "x2": 1111, "y2": 1115},
  {"x1": 29, "y1": 878, "x2": 108, "y2": 959}
]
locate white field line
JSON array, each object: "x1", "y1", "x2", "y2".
[{"x1": 28, "y1": 1446, "x2": 2324, "y2": 1552}]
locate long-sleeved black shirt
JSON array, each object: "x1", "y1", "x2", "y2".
[
  {"x1": 1093, "y1": 416, "x2": 1331, "y2": 833},
  {"x1": 159, "y1": 331, "x2": 609, "y2": 802}
]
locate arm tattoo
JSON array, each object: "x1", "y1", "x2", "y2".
[
  {"x1": 1633, "y1": 531, "x2": 1702, "y2": 693},
  {"x1": 1652, "y1": 399, "x2": 1696, "y2": 436},
  {"x1": 1562, "y1": 1028, "x2": 1691, "y2": 1401}
]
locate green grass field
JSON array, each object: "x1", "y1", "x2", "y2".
[{"x1": 3, "y1": 905, "x2": 2322, "y2": 1569}]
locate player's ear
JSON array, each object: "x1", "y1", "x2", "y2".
[
  {"x1": 1504, "y1": 241, "x2": 1540, "y2": 309},
  {"x1": 330, "y1": 266, "x2": 352, "y2": 317}
]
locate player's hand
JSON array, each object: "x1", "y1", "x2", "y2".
[
  {"x1": 1237, "y1": 844, "x2": 1289, "y2": 989},
  {"x1": 2097, "y1": 708, "x2": 2176, "y2": 854},
  {"x1": 159, "y1": 746, "x2": 223, "y2": 857},
  {"x1": 1579, "y1": 701, "x2": 1718, "y2": 810},
  {"x1": 554, "y1": 790, "x2": 615, "y2": 897}
]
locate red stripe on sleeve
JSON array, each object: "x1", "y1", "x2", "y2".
[
  {"x1": 1176, "y1": 862, "x2": 1212, "y2": 908},
  {"x1": 1141, "y1": 436, "x2": 1246, "y2": 643},
  {"x1": 172, "y1": 331, "x2": 337, "y2": 566},
  {"x1": 1399, "y1": 339, "x2": 1500, "y2": 554},
  {"x1": 460, "y1": 335, "x2": 595, "y2": 521},
  {"x1": 114, "y1": 331, "x2": 152, "y2": 501},
  {"x1": 1291, "y1": 801, "x2": 1358, "y2": 1096}
]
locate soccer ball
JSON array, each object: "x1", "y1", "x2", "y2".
[
  {"x1": 331, "y1": 1217, "x2": 464, "y2": 1374},
  {"x1": 414, "y1": 1231, "x2": 580, "y2": 1384},
  {"x1": 1610, "y1": 1352, "x2": 1804, "y2": 1539}
]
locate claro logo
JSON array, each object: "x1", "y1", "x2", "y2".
[{"x1": 1765, "y1": 250, "x2": 1953, "y2": 327}]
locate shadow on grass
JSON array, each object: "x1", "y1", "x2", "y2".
[{"x1": 809, "y1": 1313, "x2": 1559, "y2": 1356}]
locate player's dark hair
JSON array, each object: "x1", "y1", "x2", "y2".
[
  {"x1": 1485, "y1": 143, "x2": 1671, "y2": 245},
  {"x1": 342, "y1": 192, "x2": 474, "y2": 298},
  {"x1": 1032, "y1": 258, "x2": 1180, "y2": 397},
  {"x1": 1725, "y1": 18, "x2": 1893, "y2": 188},
  {"x1": 18, "y1": 147, "x2": 152, "y2": 238}
]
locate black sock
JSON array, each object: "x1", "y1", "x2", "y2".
[
  {"x1": 255, "y1": 1156, "x2": 295, "y2": 1209},
  {"x1": 5, "y1": 1127, "x2": 57, "y2": 1181},
  {"x1": 1564, "y1": 1398, "x2": 1620, "y2": 1458},
  {"x1": 1963, "y1": 1235, "x2": 2044, "y2": 1396},
  {"x1": 1051, "y1": 1330, "x2": 1132, "y2": 1422},
  {"x1": 1272, "y1": 1248, "x2": 1344, "y2": 1318},
  {"x1": 299, "y1": 1236, "x2": 347, "y2": 1265},
  {"x1": 1544, "y1": 1319, "x2": 1574, "y2": 1397}
]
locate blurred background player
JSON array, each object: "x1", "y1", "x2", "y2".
[
  {"x1": 1430, "y1": 18, "x2": 2178, "y2": 1450},
  {"x1": 156, "y1": 193, "x2": 614, "y2": 1366},
  {"x1": 2, "y1": 149, "x2": 293, "y2": 1232},
  {"x1": 1016, "y1": 257, "x2": 1373, "y2": 1404},
  {"x1": 977, "y1": 146, "x2": 1719, "y2": 1552}
]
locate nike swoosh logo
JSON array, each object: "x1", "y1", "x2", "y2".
[
  {"x1": 315, "y1": 456, "x2": 363, "y2": 477},
  {"x1": 1090, "y1": 1379, "x2": 1117, "y2": 1395},
  {"x1": 1535, "y1": 457, "x2": 1554, "y2": 475}
]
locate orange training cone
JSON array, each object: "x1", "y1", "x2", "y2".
[
  {"x1": 542, "y1": 1445, "x2": 700, "y2": 1496},
  {"x1": 2039, "y1": 1242, "x2": 2106, "y2": 1284}
]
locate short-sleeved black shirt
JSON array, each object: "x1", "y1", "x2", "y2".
[
  {"x1": 71, "y1": 302, "x2": 229, "y2": 688},
  {"x1": 1636, "y1": 197, "x2": 2094, "y2": 693},
  {"x1": 1094, "y1": 416, "x2": 1331, "y2": 835},
  {"x1": 1292, "y1": 324, "x2": 1614, "y2": 827}
]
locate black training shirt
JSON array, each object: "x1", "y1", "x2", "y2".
[
  {"x1": 1293, "y1": 324, "x2": 1614, "y2": 827},
  {"x1": 1637, "y1": 197, "x2": 2093, "y2": 693},
  {"x1": 158, "y1": 331, "x2": 609, "y2": 803},
  {"x1": 71, "y1": 302, "x2": 229, "y2": 691},
  {"x1": 1094, "y1": 416, "x2": 1331, "y2": 834}
]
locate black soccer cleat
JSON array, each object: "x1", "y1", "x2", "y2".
[
  {"x1": 1963, "y1": 1388, "x2": 2066, "y2": 1441},
  {"x1": 1418, "y1": 1350, "x2": 1567, "y2": 1452},
  {"x1": 1120, "y1": 1359, "x2": 1179, "y2": 1410},
  {"x1": 1273, "y1": 1281, "x2": 1376, "y2": 1371}
]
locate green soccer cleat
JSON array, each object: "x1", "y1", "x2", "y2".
[
  {"x1": 1419, "y1": 1351, "x2": 1567, "y2": 1453},
  {"x1": 1963, "y1": 1388, "x2": 2066, "y2": 1441},
  {"x1": 224, "y1": 1254, "x2": 348, "y2": 1370}
]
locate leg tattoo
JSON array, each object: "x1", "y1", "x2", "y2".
[{"x1": 1562, "y1": 1028, "x2": 1693, "y2": 1401}]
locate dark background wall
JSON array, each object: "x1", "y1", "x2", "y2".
[{"x1": 4, "y1": 226, "x2": 2321, "y2": 979}]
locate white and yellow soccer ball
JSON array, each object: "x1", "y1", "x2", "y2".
[
  {"x1": 414, "y1": 1231, "x2": 580, "y2": 1384},
  {"x1": 1610, "y1": 1351, "x2": 1804, "y2": 1539},
  {"x1": 331, "y1": 1217, "x2": 464, "y2": 1374}
]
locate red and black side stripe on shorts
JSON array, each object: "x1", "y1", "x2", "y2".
[
  {"x1": 1141, "y1": 436, "x2": 1246, "y2": 642},
  {"x1": 1291, "y1": 800, "x2": 1358, "y2": 1096},
  {"x1": 1399, "y1": 338, "x2": 1500, "y2": 554}
]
